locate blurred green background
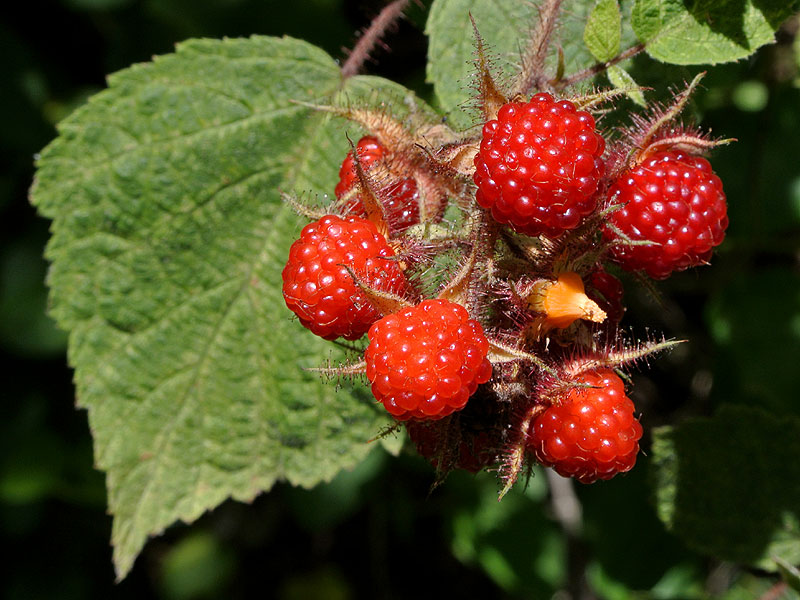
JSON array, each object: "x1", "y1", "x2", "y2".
[{"x1": 3, "y1": 1, "x2": 799, "y2": 598}]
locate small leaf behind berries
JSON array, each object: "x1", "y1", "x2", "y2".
[
  {"x1": 606, "y1": 65, "x2": 646, "y2": 106},
  {"x1": 425, "y1": 0, "x2": 539, "y2": 130},
  {"x1": 584, "y1": 0, "x2": 622, "y2": 63},
  {"x1": 631, "y1": 0, "x2": 797, "y2": 65},
  {"x1": 31, "y1": 35, "x2": 436, "y2": 580},
  {"x1": 651, "y1": 405, "x2": 800, "y2": 571}
]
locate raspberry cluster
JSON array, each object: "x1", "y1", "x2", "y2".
[{"x1": 281, "y1": 79, "x2": 730, "y2": 488}]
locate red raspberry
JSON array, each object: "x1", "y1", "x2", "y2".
[
  {"x1": 528, "y1": 369, "x2": 642, "y2": 484},
  {"x1": 282, "y1": 214, "x2": 407, "y2": 341},
  {"x1": 365, "y1": 299, "x2": 493, "y2": 421},
  {"x1": 473, "y1": 93, "x2": 606, "y2": 237},
  {"x1": 335, "y1": 136, "x2": 420, "y2": 234},
  {"x1": 603, "y1": 150, "x2": 728, "y2": 279}
]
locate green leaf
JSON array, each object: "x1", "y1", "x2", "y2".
[
  {"x1": 651, "y1": 405, "x2": 800, "y2": 570},
  {"x1": 425, "y1": 0, "x2": 539, "y2": 130},
  {"x1": 447, "y1": 469, "x2": 562, "y2": 596},
  {"x1": 160, "y1": 532, "x2": 235, "y2": 600},
  {"x1": 31, "y1": 35, "x2": 436, "y2": 579},
  {"x1": 607, "y1": 65, "x2": 646, "y2": 106},
  {"x1": 631, "y1": 0, "x2": 798, "y2": 65},
  {"x1": 584, "y1": 0, "x2": 622, "y2": 63},
  {"x1": 579, "y1": 457, "x2": 700, "y2": 590}
]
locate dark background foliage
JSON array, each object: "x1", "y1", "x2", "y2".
[{"x1": 3, "y1": 1, "x2": 799, "y2": 598}]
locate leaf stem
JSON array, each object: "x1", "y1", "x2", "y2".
[
  {"x1": 555, "y1": 43, "x2": 645, "y2": 90},
  {"x1": 341, "y1": 0, "x2": 411, "y2": 79}
]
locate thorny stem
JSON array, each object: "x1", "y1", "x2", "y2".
[
  {"x1": 513, "y1": 0, "x2": 564, "y2": 97},
  {"x1": 554, "y1": 43, "x2": 645, "y2": 90},
  {"x1": 565, "y1": 338, "x2": 684, "y2": 376},
  {"x1": 545, "y1": 469, "x2": 581, "y2": 536},
  {"x1": 545, "y1": 470, "x2": 595, "y2": 600},
  {"x1": 475, "y1": 208, "x2": 501, "y2": 286},
  {"x1": 341, "y1": 0, "x2": 411, "y2": 79}
]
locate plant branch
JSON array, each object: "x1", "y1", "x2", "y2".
[
  {"x1": 545, "y1": 470, "x2": 595, "y2": 600},
  {"x1": 341, "y1": 0, "x2": 410, "y2": 79},
  {"x1": 512, "y1": 0, "x2": 564, "y2": 97},
  {"x1": 555, "y1": 43, "x2": 645, "y2": 91}
]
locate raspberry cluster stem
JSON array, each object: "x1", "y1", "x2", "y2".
[{"x1": 282, "y1": 23, "x2": 731, "y2": 490}]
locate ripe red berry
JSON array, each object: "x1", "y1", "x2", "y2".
[
  {"x1": 365, "y1": 298, "x2": 493, "y2": 421},
  {"x1": 335, "y1": 136, "x2": 420, "y2": 234},
  {"x1": 473, "y1": 93, "x2": 606, "y2": 237},
  {"x1": 282, "y1": 214, "x2": 407, "y2": 341},
  {"x1": 528, "y1": 369, "x2": 642, "y2": 484},
  {"x1": 603, "y1": 150, "x2": 728, "y2": 279}
]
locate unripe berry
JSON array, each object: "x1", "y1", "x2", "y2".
[
  {"x1": 282, "y1": 214, "x2": 407, "y2": 340},
  {"x1": 603, "y1": 150, "x2": 728, "y2": 279},
  {"x1": 365, "y1": 299, "x2": 493, "y2": 421},
  {"x1": 406, "y1": 421, "x2": 493, "y2": 473},
  {"x1": 587, "y1": 268, "x2": 625, "y2": 324},
  {"x1": 473, "y1": 93, "x2": 606, "y2": 237},
  {"x1": 528, "y1": 369, "x2": 642, "y2": 483}
]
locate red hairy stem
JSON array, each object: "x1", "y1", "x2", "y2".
[
  {"x1": 512, "y1": 0, "x2": 564, "y2": 97},
  {"x1": 341, "y1": 0, "x2": 411, "y2": 78},
  {"x1": 554, "y1": 43, "x2": 645, "y2": 90}
]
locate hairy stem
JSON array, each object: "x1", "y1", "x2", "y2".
[
  {"x1": 555, "y1": 43, "x2": 645, "y2": 90},
  {"x1": 341, "y1": 0, "x2": 411, "y2": 79},
  {"x1": 637, "y1": 71, "x2": 706, "y2": 151},
  {"x1": 512, "y1": 0, "x2": 564, "y2": 97}
]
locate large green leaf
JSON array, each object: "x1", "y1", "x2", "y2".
[
  {"x1": 651, "y1": 405, "x2": 800, "y2": 570},
  {"x1": 632, "y1": 0, "x2": 797, "y2": 65},
  {"x1": 31, "y1": 35, "x2": 436, "y2": 579}
]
